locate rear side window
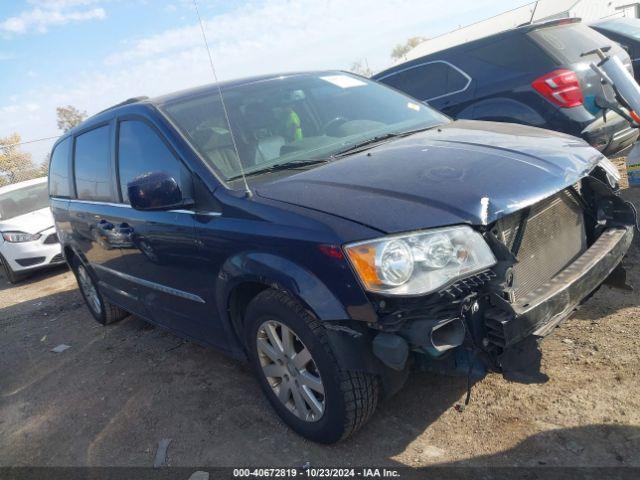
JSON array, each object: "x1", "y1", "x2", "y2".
[
  {"x1": 49, "y1": 137, "x2": 72, "y2": 197},
  {"x1": 117, "y1": 120, "x2": 187, "y2": 203},
  {"x1": 380, "y1": 61, "x2": 469, "y2": 101},
  {"x1": 73, "y1": 125, "x2": 113, "y2": 202},
  {"x1": 530, "y1": 24, "x2": 612, "y2": 63},
  {"x1": 467, "y1": 36, "x2": 554, "y2": 72}
]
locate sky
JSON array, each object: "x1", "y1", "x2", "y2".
[{"x1": 0, "y1": 0, "x2": 522, "y2": 162}]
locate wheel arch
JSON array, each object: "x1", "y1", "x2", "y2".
[
  {"x1": 458, "y1": 97, "x2": 547, "y2": 127},
  {"x1": 216, "y1": 251, "x2": 351, "y2": 356}
]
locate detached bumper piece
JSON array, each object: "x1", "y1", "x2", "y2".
[{"x1": 485, "y1": 226, "x2": 634, "y2": 348}]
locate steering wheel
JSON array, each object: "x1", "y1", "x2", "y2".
[{"x1": 322, "y1": 116, "x2": 348, "y2": 136}]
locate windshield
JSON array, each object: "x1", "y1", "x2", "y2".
[
  {"x1": 160, "y1": 73, "x2": 448, "y2": 183},
  {"x1": 0, "y1": 181, "x2": 49, "y2": 221}
]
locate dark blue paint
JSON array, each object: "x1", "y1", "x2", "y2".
[
  {"x1": 256, "y1": 120, "x2": 603, "y2": 232},
  {"x1": 49, "y1": 72, "x2": 608, "y2": 359},
  {"x1": 373, "y1": 20, "x2": 637, "y2": 156}
]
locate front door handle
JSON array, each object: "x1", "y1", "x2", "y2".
[
  {"x1": 116, "y1": 222, "x2": 133, "y2": 234},
  {"x1": 97, "y1": 219, "x2": 114, "y2": 231}
]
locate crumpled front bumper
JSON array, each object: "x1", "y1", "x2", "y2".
[{"x1": 486, "y1": 226, "x2": 634, "y2": 347}]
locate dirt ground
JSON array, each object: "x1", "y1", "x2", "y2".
[{"x1": 0, "y1": 189, "x2": 639, "y2": 469}]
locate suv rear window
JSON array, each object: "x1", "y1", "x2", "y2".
[
  {"x1": 529, "y1": 23, "x2": 611, "y2": 63},
  {"x1": 73, "y1": 125, "x2": 113, "y2": 202}
]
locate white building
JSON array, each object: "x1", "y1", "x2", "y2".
[{"x1": 402, "y1": 0, "x2": 640, "y2": 63}]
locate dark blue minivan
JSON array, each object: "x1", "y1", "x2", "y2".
[{"x1": 49, "y1": 71, "x2": 636, "y2": 443}]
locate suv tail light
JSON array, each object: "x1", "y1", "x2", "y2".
[{"x1": 532, "y1": 69, "x2": 584, "y2": 108}]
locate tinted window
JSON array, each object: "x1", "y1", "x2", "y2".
[
  {"x1": 74, "y1": 125, "x2": 113, "y2": 202},
  {"x1": 530, "y1": 24, "x2": 612, "y2": 63},
  {"x1": 117, "y1": 120, "x2": 186, "y2": 203},
  {"x1": 594, "y1": 18, "x2": 640, "y2": 40},
  {"x1": 0, "y1": 182, "x2": 49, "y2": 220},
  {"x1": 49, "y1": 137, "x2": 72, "y2": 197},
  {"x1": 468, "y1": 36, "x2": 554, "y2": 72},
  {"x1": 380, "y1": 62, "x2": 469, "y2": 101}
]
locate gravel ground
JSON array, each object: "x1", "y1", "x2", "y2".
[{"x1": 0, "y1": 189, "x2": 638, "y2": 468}]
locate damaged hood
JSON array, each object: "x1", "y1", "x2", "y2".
[{"x1": 256, "y1": 120, "x2": 604, "y2": 233}]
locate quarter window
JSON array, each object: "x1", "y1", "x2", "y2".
[
  {"x1": 49, "y1": 137, "x2": 72, "y2": 197},
  {"x1": 73, "y1": 125, "x2": 113, "y2": 202},
  {"x1": 117, "y1": 120, "x2": 187, "y2": 203},
  {"x1": 381, "y1": 62, "x2": 470, "y2": 101}
]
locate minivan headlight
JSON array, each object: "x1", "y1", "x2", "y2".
[
  {"x1": 344, "y1": 226, "x2": 496, "y2": 296},
  {"x1": 1, "y1": 231, "x2": 41, "y2": 243}
]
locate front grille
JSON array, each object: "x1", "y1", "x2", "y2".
[
  {"x1": 50, "y1": 253, "x2": 64, "y2": 263},
  {"x1": 43, "y1": 233, "x2": 59, "y2": 244},
  {"x1": 494, "y1": 189, "x2": 587, "y2": 301}
]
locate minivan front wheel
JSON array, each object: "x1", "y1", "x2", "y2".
[
  {"x1": 245, "y1": 289, "x2": 379, "y2": 443},
  {"x1": 71, "y1": 258, "x2": 128, "y2": 325}
]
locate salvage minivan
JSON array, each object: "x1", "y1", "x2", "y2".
[{"x1": 49, "y1": 72, "x2": 637, "y2": 443}]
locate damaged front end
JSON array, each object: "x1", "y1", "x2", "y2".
[{"x1": 368, "y1": 167, "x2": 636, "y2": 384}]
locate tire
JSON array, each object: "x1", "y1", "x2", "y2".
[
  {"x1": 71, "y1": 257, "x2": 128, "y2": 325},
  {"x1": 0, "y1": 253, "x2": 27, "y2": 284},
  {"x1": 245, "y1": 289, "x2": 379, "y2": 443}
]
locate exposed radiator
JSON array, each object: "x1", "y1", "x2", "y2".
[{"x1": 494, "y1": 189, "x2": 587, "y2": 302}]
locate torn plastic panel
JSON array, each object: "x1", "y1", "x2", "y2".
[{"x1": 361, "y1": 170, "x2": 636, "y2": 382}]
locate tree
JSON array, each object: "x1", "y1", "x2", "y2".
[
  {"x1": 349, "y1": 59, "x2": 373, "y2": 78},
  {"x1": 391, "y1": 36, "x2": 426, "y2": 61},
  {"x1": 56, "y1": 105, "x2": 87, "y2": 132},
  {"x1": 0, "y1": 133, "x2": 40, "y2": 186}
]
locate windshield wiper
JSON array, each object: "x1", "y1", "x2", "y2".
[
  {"x1": 330, "y1": 124, "x2": 441, "y2": 159},
  {"x1": 330, "y1": 133, "x2": 402, "y2": 158},
  {"x1": 228, "y1": 159, "x2": 329, "y2": 180}
]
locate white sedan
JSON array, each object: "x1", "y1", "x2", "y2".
[{"x1": 0, "y1": 177, "x2": 65, "y2": 283}]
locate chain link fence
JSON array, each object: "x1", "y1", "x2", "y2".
[{"x1": 0, "y1": 135, "x2": 57, "y2": 188}]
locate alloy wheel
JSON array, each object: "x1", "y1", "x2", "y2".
[
  {"x1": 77, "y1": 265, "x2": 102, "y2": 315},
  {"x1": 256, "y1": 320, "x2": 326, "y2": 422}
]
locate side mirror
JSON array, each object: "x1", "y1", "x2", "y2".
[{"x1": 127, "y1": 171, "x2": 193, "y2": 211}]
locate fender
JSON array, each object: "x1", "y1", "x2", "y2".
[
  {"x1": 217, "y1": 251, "x2": 350, "y2": 322},
  {"x1": 458, "y1": 97, "x2": 547, "y2": 127},
  {"x1": 215, "y1": 251, "x2": 407, "y2": 394}
]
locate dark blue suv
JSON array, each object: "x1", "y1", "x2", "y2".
[
  {"x1": 374, "y1": 19, "x2": 638, "y2": 157},
  {"x1": 49, "y1": 71, "x2": 636, "y2": 443}
]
